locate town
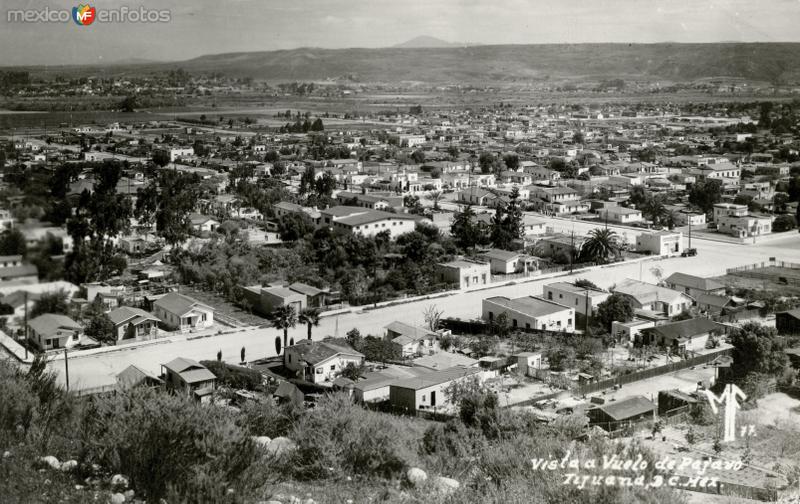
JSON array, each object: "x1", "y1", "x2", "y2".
[{"x1": 1, "y1": 14, "x2": 800, "y2": 504}]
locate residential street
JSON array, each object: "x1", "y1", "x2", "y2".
[{"x1": 47, "y1": 230, "x2": 800, "y2": 392}]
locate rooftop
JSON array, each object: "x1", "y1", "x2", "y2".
[
  {"x1": 485, "y1": 295, "x2": 572, "y2": 317},
  {"x1": 596, "y1": 395, "x2": 655, "y2": 421},
  {"x1": 390, "y1": 366, "x2": 480, "y2": 391}
]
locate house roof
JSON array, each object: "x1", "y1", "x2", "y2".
[
  {"x1": 290, "y1": 339, "x2": 364, "y2": 366},
  {"x1": 335, "y1": 210, "x2": 417, "y2": 227},
  {"x1": 695, "y1": 293, "x2": 733, "y2": 309},
  {"x1": 108, "y1": 306, "x2": 159, "y2": 326},
  {"x1": 28, "y1": 313, "x2": 81, "y2": 337},
  {"x1": 0, "y1": 290, "x2": 40, "y2": 308},
  {"x1": 154, "y1": 292, "x2": 212, "y2": 317},
  {"x1": 614, "y1": 279, "x2": 690, "y2": 305},
  {"x1": 390, "y1": 366, "x2": 480, "y2": 391},
  {"x1": 288, "y1": 282, "x2": 325, "y2": 297},
  {"x1": 596, "y1": 395, "x2": 655, "y2": 421},
  {"x1": 438, "y1": 259, "x2": 489, "y2": 270},
  {"x1": 0, "y1": 264, "x2": 38, "y2": 278},
  {"x1": 0, "y1": 255, "x2": 23, "y2": 263},
  {"x1": 546, "y1": 281, "x2": 607, "y2": 297},
  {"x1": 116, "y1": 364, "x2": 162, "y2": 390},
  {"x1": 777, "y1": 307, "x2": 800, "y2": 321},
  {"x1": 664, "y1": 272, "x2": 724, "y2": 292},
  {"x1": 485, "y1": 295, "x2": 571, "y2": 318},
  {"x1": 162, "y1": 357, "x2": 216, "y2": 383},
  {"x1": 642, "y1": 318, "x2": 722, "y2": 341},
  {"x1": 481, "y1": 248, "x2": 520, "y2": 262}
]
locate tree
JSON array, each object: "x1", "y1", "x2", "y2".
[
  {"x1": 730, "y1": 322, "x2": 788, "y2": 379},
  {"x1": 503, "y1": 153, "x2": 519, "y2": 170},
  {"x1": 83, "y1": 298, "x2": 114, "y2": 344},
  {"x1": 298, "y1": 307, "x2": 320, "y2": 341},
  {"x1": 152, "y1": 150, "x2": 170, "y2": 167},
  {"x1": 574, "y1": 278, "x2": 599, "y2": 290},
  {"x1": 345, "y1": 328, "x2": 362, "y2": 349},
  {"x1": 267, "y1": 305, "x2": 297, "y2": 366},
  {"x1": 423, "y1": 305, "x2": 444, "y2": 332},
  {"x1": 579, "y1": 228, "x2": 620, "y2": 264},
  {"x1": 31, "y1": 290, "x2": 70, "y2": 318},
  {"x1": 450, "y1": 205, "x2": 487, "y2": 251},
  {"x1": 135, "y1": 171, "x2": 199, "y2": 248},
  {"x1": 478, "y1": 152, "x2": 502, "y2": 174},
  {"x1": 410, "y1": 150, "x2": 426, "y2": 164},
  {"x1": 277, "y1": 213, "x2": 315, "y2": 241},
  {"x1": 772, "y1": 214, "x2": 797, "y2": 233},
  {"x1": 426, "y1": 191, "x2": 443, "y2": 211},
  {"x1": 338, "y1": 361, "x2": 364, "y2": 381},
  {"x1": 641, "y1": 196, "x2": 669, "y2": 227},
  {"x1": 310, "y1": 118, "x2": 324, "y2": 131},
  {"x1": 595, "y1": 293, "x2": 634, "y2": 332},
  {"x1": 0, "y1": 228, "x2": 27, "y2": 256},
  {"x1": 546, "y1": 347, "x2": 576, "y2": 372},
  {"x1": 689, "y1": 179, "x2": 723, "y2": 215}
]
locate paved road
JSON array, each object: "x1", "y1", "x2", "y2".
[{"x1": 48, "y1": 231, "x2": 800, "y2": 391}]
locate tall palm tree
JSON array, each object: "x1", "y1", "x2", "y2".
[
  {"x1": 580, "y1": 228, "x2": 620, "y2": 264},
  {"x1": 642, "y1": 197, "x2": 668, "y2": 227},
  {"x1": 298, "y1": 307, "x2": 321, "y2": 341},
  {"x1": 267, "y1": 305, "x2": 297, "y2": 366},
  {"x1": 426, "y1": 190, "x2": 444, "y2": 211}
]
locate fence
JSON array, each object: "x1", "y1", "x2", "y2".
[
  {"x1": 726, "y1": 260, "x2": 800, "y2": 275},
  {"x1": 440, "y1": 317, "x2": 579, "y2": 341},
  {"x1": 510, "y1": 348, "x2": 732, "y2": 407}
]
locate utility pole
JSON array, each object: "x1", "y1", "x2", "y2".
[
  {"x1": 688, "y1": 218, "x2": 692, "y2": 250},
  {"x1": 569, "y1": 229, "x2": 575, "y2": 274},
  {"x1": 584, "y1": 289, "x2": 590, "y2": 334},
  {"x1": 23, "y1": 291, "x2": 28, "y2": 360},
  {"x1": 64, "y1": 348, "x2": 69, "y2": 392}
]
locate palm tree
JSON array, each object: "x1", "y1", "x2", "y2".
[
  {"x1": 426, "y1": 190, "x2": 444, "y2": 211},
  {"x1": 580, "y1": 228, "x2": 620, "y2": 264},
  {"x1": 298, "y1": 307, "x2": 321, "y2": 341},
  {"x1": 267, "y1": 305, "x2": 297, "y2": 366},
  {"x1": 642, "y1": 197, "x2": 668, "y2": 227}
]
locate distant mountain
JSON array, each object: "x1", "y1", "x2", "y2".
[
  {"x1": 12, "y1": 43, "x2": 800, "y2": 85},
  {"x1": 393, "y1": 36, "x2": 460, "y2": 49}
]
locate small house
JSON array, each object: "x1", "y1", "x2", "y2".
[
  {"x1": 161, "y1": 357, "x2": 217, "y2": 402},
  {"x1": 588, "y1": 395, "x2": 656, "y2": 431}
]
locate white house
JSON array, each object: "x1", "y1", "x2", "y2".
[
  {"x1": 389, "y1": 366, "x2": 483, "y2": 411},
  {"x1": 613, "y1": 279, "x2": 693, "y2": 318},
  {"x1": 635, "y1": 231, "x2": 683, "y2": 256},
  {"x1": 542, "y1": 282, "x2": 610, "y2": 316},
  {"x1": 153, "y1": 292, "x2": 215, "y2": 332},
  {"x1": 28, "y1": 313, "x2": 83, "y2": 351},
  {"x1": 285, "y1": 340, "x2": 365, "y2": 384},
  {"x1": 483, "y1": 295, "x2": 575, "y2": 332},
  {"x1": 598, "y1": 206, "x2": 643, "y2": 224},
  {"x1": 435, "y1": 260, "x2": 491, "y2": 289}
]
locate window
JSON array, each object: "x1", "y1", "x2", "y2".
[
  {"x1": 567, "y1": 319, "x2": 572, "y2": 326},
  {"x1": 575, "y1": 299, "x2": 578, "y2": 305},
  {"x1": 330, "y1": 364, "x2": 336, "y2": 371},
  {"x1": 72, "y1": 334, "x2": 79, "y2": 341},
  {"x1": 557, "y1": 321, "x2": 561, "y2": 327},
  {"x1": 316, "y1": 368, "x2": 323, "y2": 374},
  {"x1": 422, "y1": 394, "x2": 426, "y2": 402}
]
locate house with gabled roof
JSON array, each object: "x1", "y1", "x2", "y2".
[
  {"x1": 612, "y1": 278, "x2": 693, "y2": 318},
  {"x1": 107, "y1": 306, "x2": 160, "y2": 343},
  {"x1": 664, "y1": 272, "x2": 726, "y2": 298},
  {"x1": 161, "y1": 357, "x2": 217, "y2": 402},
  {"x1": 640, "y1": 317, "x2": 724, "y2": 354},
  {"x1": 285, "y1": 339, "x2": 365, "y2": 385},
  {"x1": 384, "y1": 321, "x2": 438, "y2": 358},
  {"x1": 153, "y1": 292, "x2": 214, "y2": 332},
  {"x1": 28, "y1": 313, "x2": 83, "y2": 351}
]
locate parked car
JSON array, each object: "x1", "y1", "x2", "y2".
[{"x1": 681, "y1": 248, "x2": 697, "y2": 257}]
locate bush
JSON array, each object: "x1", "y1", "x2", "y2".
[
  {"x1": 78, "y1": 388, "x2": 265, "y2": 501},
  {"x1": 201, "y1": 360, "x2": 263, "y2": 391},
  {"x1": 282, "y1": 394, "x2": 409, "y2": 481}
]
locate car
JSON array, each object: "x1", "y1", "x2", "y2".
[{"x1": 681, "y1": 248, "x2": 697, "y2": 257}]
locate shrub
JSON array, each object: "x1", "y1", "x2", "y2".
[
  {"x1": 282, "y1": 394, "x2": 409, "y2": 481},
  {"x1": 79, "y1": 388, "x2": 265, "y2": 501},
  {"x1": 201, "y1": 360, "x2": 263, "y2": 391}
]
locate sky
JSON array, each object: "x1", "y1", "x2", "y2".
[{"x1": 0, "y1": 0, "x2": 799, "y2": 66}]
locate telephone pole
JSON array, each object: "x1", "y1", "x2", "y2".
[{"x1": 64, "y1": 348, "x2": 70, "y2": 392}]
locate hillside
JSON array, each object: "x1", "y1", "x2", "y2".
[
  {"x1": 166, "y1": 43, "x2": 800, "y2": 83},
  {"x1": 392, "y1": 35, "x2": 460, "y2": 48},
  {"x1": 10, "y1": 43, "x2": 800, "y2": 85}
]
